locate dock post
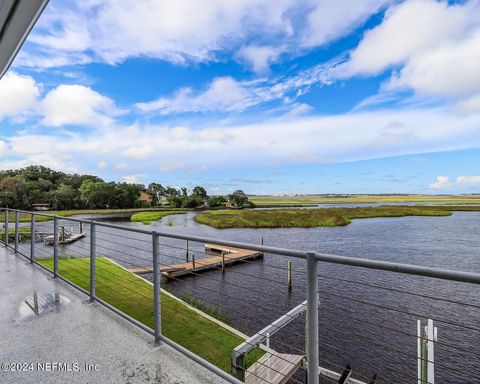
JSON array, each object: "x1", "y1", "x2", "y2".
[
  {"x1": 192, "y1": 254, "x2": 196, "y2": 272},
  {"x1": 152, "y1": 232, "x2": 162, "y2": 346},
  {"x1": 306, "y1": 252, "x2": 319, "y2": 384},
  {"x1": 30, "y1": 213, "x2": 35, "y2": 263},
  {"x1": 89, "y1": 222, "x2": 96, "y2": 302},
  {"x1": 53, "y1": 217, "x2": 59, "y2": 278},
  {"x1": 288, "y1": 260, "x2": 292, "y2": 291},
  {"x1": 14, "y1": 210, "x2": 19, "y2": 253},
  {"x1": 261, "y1": 237, "x2": 264, "y2": 246},
  {"x1": 4, "y1": 208, "x2": 8, "y2": 247},
  {"x1": 221, "y1": 251, "x2": 225, "y2": 271},
  {"x1": 186, "y1": 239, "x2": 189, "y2": 262},
  {"x1": 60, "y1": 226, "x2": 65, "y2": 242},
  {"x1": 79, "y1": 221, "x2": 83, "y2": 234}
]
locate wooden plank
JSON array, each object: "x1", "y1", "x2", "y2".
[
  {"x1": 127, "y1": 244, "x2": 263, "y2": 277},
  {"x1": 245, "y1": 353, "x2": 304, "y2": 384}
]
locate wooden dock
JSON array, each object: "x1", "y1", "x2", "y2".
[
  {"x1": 245, "y1": 352, "x2": 304, "y2": 384},
  {"x1": 128, "y1": 243, "x2": 263, "y2": 278}
]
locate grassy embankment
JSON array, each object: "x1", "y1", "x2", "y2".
[
  {"x1": 195, "y1": 205, "x2": 480, "y2": 228},
  {"x1": 4, "y1": 207, "x2": 183, "y2": 223},
  {"x1": 37, "y1": 257, "x2": 260, "y2": 372},
  {"x1": 130, "y1": 211, "x2": 186, "y2": 225},
  {"x1": 0, "y1": 227, "x2": 32, "y2": 242},
  {"x1": 250, "y1": 194, "x2": 480, "y2": 206}
]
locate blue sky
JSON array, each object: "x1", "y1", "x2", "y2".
[{"x1": 1, "y1": 0, "x2": 480, "y2": 194}]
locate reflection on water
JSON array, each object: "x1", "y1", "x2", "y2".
[
  {"x1": 32, "y1": 210, "x2": 480, "y2": 383},
  {"x1": 18, "y1": 292, "x2": 70, "y2": 320}
]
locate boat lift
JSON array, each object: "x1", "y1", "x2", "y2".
[{"x1": 232, "y1": 300, "x2": 377, "y2": 384}]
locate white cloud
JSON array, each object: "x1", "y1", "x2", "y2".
[
  {"x1": 456, "y1": 176, "x2": 480, "y2": 185},
  {"x1": 122, "y1": 145, "x2": 155, "y2": 160},
  {"x1": 0, "y1": 72, "x2": 39, "y2": 119},
  {"x1": 136, "y1": 57, "x2": 341, "y2": 115},
  {"x1": 237, "y1": 45, "x2": 282, "y2": 73},
  {"x1": 429, "y1": 175, "x2": 480, "y2": 189},
  {"x1": 20, "y1": 0, "x2": 299, "y2": 68},
  {"x1": 18, "y1": 0, "x2": 391, "y2": 69},
  {"x1": 97, "y1": 161, "x2": 108, "y2": 169},
  {"x1": 122, "y1": 175, "x2": 142, "y2": 184},
  {"x1": 430, "y1": 176, "x2": 451, "y2": 190},
  {"x1": 0, "y1": 141, "x2": 7, "y2": 156},
  {"x1": 302, "y1": 0, "x2": 390, "y2": 47},
  {"x1": 5, "y1": 106, "x2": 480, "y2": 175},
  {"x1": 136, "y1": 77, "x2": 253, "y2": 114},
  {"x1": 338, "y1": 0, "x2": 480, "y2": 111},
  {"x1": 42, "y1": 84, "x2": 116, "y2": 126}
]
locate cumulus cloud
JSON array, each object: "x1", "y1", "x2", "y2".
[
  {"x1": 429, "y1": 175, "x2": 480, "y2": 189},
  {"x1": 41, "y1": 84, "x2": 117, "y2": 126},
  {"x1": 302, "y1": 0, "x2": 390, "y2": 47},
  {"x1": 236, "y1": 45, "x2": 282, "y2": 73},
  {"x1": 0, "y1": 72, "x2": 39, "y2": 119},
  {"x1": 430, "y1": 176, "x2": 451, "y2": 190},
  {"x1": 338, "y1": 0, "x2": 480, "y2": 111}
]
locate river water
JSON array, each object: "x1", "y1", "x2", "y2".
[{"x1": 40, "y1": 209, "x2": 480, "y2": 383}]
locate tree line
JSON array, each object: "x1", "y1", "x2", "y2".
[{"x1": 0, "y1": 166, "x2": 252, "y2": 210}]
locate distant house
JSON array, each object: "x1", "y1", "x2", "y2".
[
  {"x1": 32, "y1": 203, "x2": 50, "y2": 211},
  {"x1": 137, "y1": 191, "x2": 152, "y2": 205}
]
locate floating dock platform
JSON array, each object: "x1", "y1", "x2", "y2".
[{"x1": 128, "y1": 243, "x2": 263, "y2": 278}]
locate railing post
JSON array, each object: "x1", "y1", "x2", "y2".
[
  {"x1": 307, "y1": 252, "x2": 319, "y2": 384},
  {"x1": 30, "y1": 213, "x2": 35, "y2": 263},
  {"x1": 90, "y1": 222, "x2": 96, "y2": 302},
  {"x1": 14, "y1": 210, "x2": 19, "y2": 253},
  {"x1": 53, "y1": 217, "x2": 59, "y2": 277},
  {"x1": 4, "y1": 208, "x2": 9, "y2": 247},
  {"x1": 152, "y1": 232, "x2": 162, "y2": 345}
]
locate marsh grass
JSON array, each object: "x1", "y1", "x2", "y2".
[
  {"x1": 194, "y1": 205, "x2": 480, "y2": 228},
  {"x1": 180, "y1": 292, "x2": 230, "y2": 323},
  {"x1": 130, "y1": 211, "x2": 186, "y2": 224},
  {"x1": 250, "y1": 194, "x2": 480, "y2": 206}
]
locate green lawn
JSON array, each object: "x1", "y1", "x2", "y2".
[
  {"x1": 37, "y1": 257, "x2": 258, "y2": 372},
  {"x1": 130, "y1": 211, "x2": 186, "y2": 224},
  {"x1": 194, "y1": 205, "x2": 480, "y2": 228}
]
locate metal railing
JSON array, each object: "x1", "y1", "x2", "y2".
[{"x1": 2, "y1": 206, "x2": 480, "y2": 384}]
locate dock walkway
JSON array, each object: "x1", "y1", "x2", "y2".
[
  {"x1": 128, "y1": 244, "x2": 263, "y2": 278},
  {"x1": 245, "y1": 352, "x2": 304, "y2": 384}
]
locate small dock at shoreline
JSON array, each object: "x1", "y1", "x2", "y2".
[{"x1": 128, "y1": 243, "x2": 263, "y2": 278}]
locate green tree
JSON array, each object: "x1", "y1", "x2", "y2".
[
  {"x1": 147, "y1": 183, "x2": 166, "y2": 206},
  {"x1": 192, "y1": 186, "x2": 207, "y2": 198},
  {"x1": 227, "y1": 190, "x2": 251, "y2": 208}
]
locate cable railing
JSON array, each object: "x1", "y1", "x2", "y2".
[{"x1": 2, "y1": 207, "x2": 480, "y2": 384}]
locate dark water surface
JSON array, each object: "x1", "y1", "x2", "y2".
[{"x1": 35, "y1": 210, "x2": 480, "y2": 383}]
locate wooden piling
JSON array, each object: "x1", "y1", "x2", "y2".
[
  {"x1": 192, "y1": 254, "x2": 196, "y2": 271},
  {"x1": 221, "y1": 251, "x2": 225, "y2": 270},
  {"x1": 79, "y1": 222, "x2": 83, "y2": 233},
  {"x1": 287, "y1": 260, "x2": 292, "y2": 291},
  {"x1": 186, "y1": 239, "x2": 189, "y2": 262},
  {"x1": 60, "y1": 226, "x2": 65, "y2": 242}
]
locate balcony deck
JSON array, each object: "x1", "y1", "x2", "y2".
[{"x1": 0, "y1": 246, "x2": 227, "y2": 384}]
